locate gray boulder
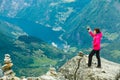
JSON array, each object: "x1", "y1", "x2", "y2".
[
  {"x1": 0, "y1": 69, "x2": 3, "y2": 77},
  {"x1": 59, "y1": 53, "x2": 120, "y2": 80}
]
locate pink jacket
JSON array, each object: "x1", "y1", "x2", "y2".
[{"x1": 89, "y1": 31, "x2": 102, "y2": 50}]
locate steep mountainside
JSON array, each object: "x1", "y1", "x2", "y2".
[
  {"x1": 0, "y1": 20, "x2": 72, "y2": 77},
  {"x1": 0, "y1": 0, "x2": 91, "y2": 48},
  {"x1": 63, "y1": 0, "x2": 120, "y2": 63},
  {"x1": 0, "y1": 0, "x2": 90, "y2": 28},
  {"x1": 64, "y1": 0, "x2": 120, "y2": 45}
]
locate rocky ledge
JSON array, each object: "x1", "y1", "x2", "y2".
[
  {"x1": 59, "y1": 52, "x2": 120, "y2": 80},
  {"x1": 0, "y1": 52, "x2": 120, "y2": 80}
]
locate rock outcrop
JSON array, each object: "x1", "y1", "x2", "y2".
[
  {"x1": 39, "y1": 67, "x2": 66, "y2": 80},
  {"x1": 0, "y1": 52, "x2": 120, "y2": 80},
  {"x1": 0, "y1": 54, "x2": 20, "y2": 80},
  {"x1": 59, "y1": 52, "x2": 120, "y2": 80},
  {"x1": 25, "y1": 67, "x2": 66, "y2": 80},
  {"x1": 24, "y1": 52, "x2": 120, "y2": 80},
  {"x1": 0, "y1": 64, "x2": 3, "y2": 77}
]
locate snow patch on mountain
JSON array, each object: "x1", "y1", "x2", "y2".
[
  {"x1": 52, "y1": 27, "x2": 63, "y2": 31},
  {"x1": 0, "y1": 0, "x2": 6, "y2": 12},
  {"x1": 7, "y1": 1, "x2": 30, "y2": 17},
  {"x1": 50, "y1": 2, "x2": 60, "y2": 7},
  {"x1": 52, "y1": 42, "x2": 58, "y2": 48},
  {"x1": 114, "y1": 1, "x2": 120, "y2": 12},
  {"x1": 106, "y1": 0, "x2": 112, "y2": 3},
  {"x1": 63, "y1": 0, "x2": 75, "y2": 3},
  {"x1": 0, "y1": 0, "x2": 30, "y2": 17},
  {"x1": 56, "y1": 7, "x2": 74, "y2": 24},
  {"x1": 102, "y1": 29, "x2": 119, "y2": 41},
  {"x1": 46, "y1": 24, "x2": 52, "y2": 28}
]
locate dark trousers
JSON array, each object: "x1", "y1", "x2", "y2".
[{"x1": 88, "y1": 50, "x2": 101, "y2": 67}]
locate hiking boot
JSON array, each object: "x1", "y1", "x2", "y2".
[
  {"x1": 87, "y1": 65, "x2": 91, "y2": 68},
  {"x1": 96, "y1": 66, "x2": 101, "y2": 68}
]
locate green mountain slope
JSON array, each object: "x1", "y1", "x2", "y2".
[
  {"x1": 0, "y1": 20, "x2": 72, "y2": 77},
  {"x1": 63, "y1": 0, "x2": 120, "y2": 63}
]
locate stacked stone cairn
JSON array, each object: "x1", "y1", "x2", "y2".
[{"x1": 1, "y1": 54, "x2": 19, "y2": 80}]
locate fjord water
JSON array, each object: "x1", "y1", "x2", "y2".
[{"x1": 0, "y1": 16, "x2": 64, "y2": 47}]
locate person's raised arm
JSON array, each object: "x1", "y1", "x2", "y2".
[{"x1": 87, "y1": 27, "x2": 95, "y2": 37}]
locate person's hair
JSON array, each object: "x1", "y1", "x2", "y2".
[{"x1": 94, "y1": 28, "x2": 101, "y2": 34}]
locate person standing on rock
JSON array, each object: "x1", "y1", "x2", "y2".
[{"x1": 87, "y1": 27, "x2": 102, "y2": 68}]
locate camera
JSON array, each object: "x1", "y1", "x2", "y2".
[{"x1": 87, "y1": 26, "x2": 90, "y2": 30}]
